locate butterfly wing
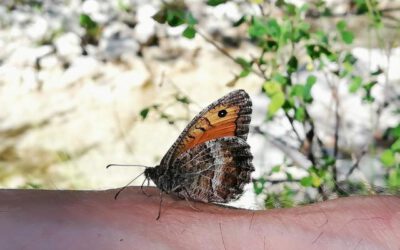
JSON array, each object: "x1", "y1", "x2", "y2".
[
  {"x1": 161, "y1": 89, "x2": 252, "y2": 167},
  {"x1": 171, "y1": 137, "x2": 254, "y2": 203}
]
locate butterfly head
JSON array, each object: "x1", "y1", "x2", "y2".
[
  {"x1": 144, "y1": 165, "x2": 174, "y2": 192},
  {"x1": 143, "y1": 166, "x2": 157, "y2": 181}
]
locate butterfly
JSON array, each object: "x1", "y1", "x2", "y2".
[{"x1": 109, "y1": 89, "x2": 254, "y2": 219}]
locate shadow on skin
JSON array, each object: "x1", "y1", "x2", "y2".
[{"x1": 0, "y1": 187, "x2": 399, "y2": 249}]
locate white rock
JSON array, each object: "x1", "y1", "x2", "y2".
[
  {"x1": 82, "y1": 0, "x2": 101, "y2": 15},
  {"x1": 20, "y1": 67, "x2": 39, "y2": 91},
  {"x1": 133, "y1": 4, "x2": 157, "y2": 43},
  {"x1": 11, "y1": 11, "x2": 30, "y2": 23},
  {"x1": 99, "y1": 38, "x2": 139, "y2": 60},
  {"x1": 81, "y1": 0, "x2": 110, "y2": 24},
  {"x1": 111, "y1": 55, "x2": 150, "y2": 89},
  {"x1": 55, "y1": 32, "x2": 82, "y2": 60},
  {"x1": 26, "y1": 16, "x2": 48, "y2": 42},
  {"x1": 100, "y1": 23, "x2": 139, "y2": 59},
  {"x1": 353, "y1": 47, "x2": 400, "y2": 81},
  {"x1": 57, "y1": 56, "x2": 100, "y2": 87},
  {"x1": 7, "y1": 45, "x2": 53, "y2": 66},
  {"x1": 39, "y1": 55, "x2": 60, "y2": 69}
]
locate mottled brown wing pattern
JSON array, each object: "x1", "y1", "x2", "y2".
[
  {"x1": 143, "y1": 89, "x2": 254, "y2": 209},
  {"x1": 160, "y1": 89, "x2": 252, "y2": 168},
  {"x1": 172, "y1": 137, "x2": 254, "y2": 202}
]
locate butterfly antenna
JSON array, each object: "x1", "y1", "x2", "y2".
[
  {"x1": 106, "y1": 164, "x2": 149, "y2": 168},
  {"x1": 114, "y1": 172, "x2": 145, "y2": 200}
]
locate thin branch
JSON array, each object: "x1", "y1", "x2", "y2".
[
  {"x1": 346, "y1": 148, "x2": 368, "y2": 178},
  {"x1": 305, "y1": 6, "x2": 400, "y2": 19},
  {"x1": 332, "y1": 82, "x2": 340, "y2": 191},
  {"x1": 284, "y1": 110, "x2": 302, "y2": 143},
  {"x1": 196, "y1": 29, "x2": 265, "y2": 79},
  {"x1": 264, "y1": 177, "x2": 302, "y2": 185}
]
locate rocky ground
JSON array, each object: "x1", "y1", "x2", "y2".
[{"x1": 0, "y1": 0, "x2": 399, "y2": 208}]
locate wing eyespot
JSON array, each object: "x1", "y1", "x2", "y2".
[{"x1": 218, "y1": 109, "x2": 227, "y2": 118}]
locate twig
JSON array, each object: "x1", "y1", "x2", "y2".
[
  {"x1": 284, "y1": 107, "x2": 302, "y2": 143},
  {"x1": 305, "y1": 6, "x2": 400, "y2": 19},
  {"x1": 346, "y1": 148, "x2": 368, "y2": 178},
  {"x1": 332, "y1": 82, "x2": 340, "y2": 192},
  {"x1": 253, "y1": 126, "x2": 311, "y2": 169},
  {"x1": 264, "y1": 178, "x2": 303, "y2": 185},
  {"x1": 196, "y1": 29, "x2": 265, "y2": 79}
]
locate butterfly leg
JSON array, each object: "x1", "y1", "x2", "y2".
[
  {"x1": 140, "y1": 178, "x2": 151, "y2": 197},
  {"x1": 181, "y1": 187, "x2": 201, "y2": 212},
  {"x1": 156, "y1": 191, "x2": 163, "y2": 220}
]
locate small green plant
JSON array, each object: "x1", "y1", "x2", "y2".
[
  {"x1": 148, "y1": 0, "x2": 399, "y2": 208},
  {"x1": 79, "y1": 13, "x2": 101, "y2": 45}
]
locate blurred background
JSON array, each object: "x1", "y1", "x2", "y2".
[{"x1": 0, "y1": 0, "x2": 399, "y2": 209}]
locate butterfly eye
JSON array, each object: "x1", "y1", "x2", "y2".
[{"x1": 218, "y1": 109, "x2": 227, "y2": 118}]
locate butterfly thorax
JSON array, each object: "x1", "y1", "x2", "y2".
[{"x1": 144, "y1": 166, "x2": 180, "y2": 193}]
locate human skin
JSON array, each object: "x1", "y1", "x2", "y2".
[{"x1": 0, "y1": 187, "x2": 399, "y2": 250}]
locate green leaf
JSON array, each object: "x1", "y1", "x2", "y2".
[
  {"x1": 381, "y1": 149, "x2": 396, "y2": 167},
  {"x1": 182, "y1": 26, "x2": 196, "y2": 39},
  {"x1": 185, "y1": 12, "x2": 197, "y2": 25},
  {"x1": 272, "y1": 73, "x2": 288, "y2": 85},
  {"x1": 235, "y1": 57, "x2": 252, "y2": 70},
  {"x1": 287, "y1": 56, "x2": 298, "y2": 74},
  {"x1": 343, "y1": 52, "x2": 357, "y2": 64},
  {"x1": 341, "y1": 30, "x2": 354, "y2": 44},
  {"x1": 268, "y1": 91, "x2": 285, "y2": 117},
  {"x1": 233, "y1": 15, "x2": 247, "y2": 27},
  {"x1": 299, "y1": 3, "x2": 310, "y2": 13},
  {"x1": 271, "y1": 165, "x2": 281, "y2": 173},
  {"x1": 263, "y1": 81, "x2": 282, "y2": 96},
  {"x1": 79, "y1": 14, "x2": 98, "y2": 30},
  {"x1": 235, "y1": 57, "x2": 252, "y2": 77},
  {"x1": 298, "y1": 21, "x2": 311, "y2": 32},
  {"x1": 239, "y1": 69, "x2": 250, "y2": 78},
  {"x1": 388, "y1": 169, "x2": 400, "y2": 189},
  {"x1": 140, "y1": 108, "x2": 150, "y2": 120},
  {"x1": 166, "y1": 9, "x2": 185, "y2": 27},
  {"x1": 389, "y1": 125, "x2": 400, "y2": 139},
  {"x1": 306, "y1": 44, "x2": 331, "y2": 59},
  {"x1": 306, "y1": 75, "x2": 317, "y2": 85},
  {"x1": 266, "y1": 18, "x2": 281, "y2": 39},
  {"x1": 315, "y1": 30, "x2": 329, "y2": 45},
  {"x1": 291, "y1": 85, "x2": 304, "y2": 97},
  {"x1": 249, "y1": 18, "x2": 268, "y2": 38},
  {"x1": 349, "y1": 76, "x2": 362, "y2": 93},
  {"x1": 253, "y1": 178, "x2": 266, "y2": 195},
  {"x1": 311, "y1": 172, "x2": 322, "y2": 187},
  {"x1": 261, "y1": 40, "x2": 279, "y2": 51},
  {"x1": 284, "y1": 3, "x2": 296, "y2": 16},
  {"x1": 322, "y1": 156, "x2": 336, "y2": 168},
  {"x1": 364, "y1": 81, "x2": 377, "y2": 91},
  {"x1": 152, "y1": 9, "x2": 167, "y2": 23},
  {"x1": 300, "y1": 176, "x2": 313, "y2": 187},
  {"x1": 206, "y1": 0, "x2": 226, "y2": 6},
  {"x1": 175, "y1": 95, "x2": 190, "y2": 104},
  {"x1": 336, "y1": 20, "x2": 347, "y2": 31},
  {"x1": 371, "y1": 67, "x2": 383, "y2": 76},
  {"x1": 303, "y1": 75, "x2": 316, "y2": 103},
  {"x1": 391, "y1": 139, "x2": 400, "y2": 152},
  {"x1": 295, "y1": 107, "x2": 305, "y2": 122}
]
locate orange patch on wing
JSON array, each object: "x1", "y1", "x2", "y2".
[{"x1": 174, "y1": 104, "x2": 241, "y2": 156}]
